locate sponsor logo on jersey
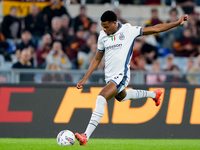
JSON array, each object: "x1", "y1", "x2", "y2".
[
  {"x1": 119, "y1": 33, "x2": 125, "y2": 40},
  {"x1": 105, "y1": 44, "x2": 122, "y2": 50}
]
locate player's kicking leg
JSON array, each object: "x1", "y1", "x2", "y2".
[
  {"x1": 75, "y1": 82, "x2": 118, "y2": 146},
  {"x1": 75, "y1": 82, "x2": 162, "y2": 146},
  {"x1": 115, "y1": 88, "x2": 162, "y2": 106}
]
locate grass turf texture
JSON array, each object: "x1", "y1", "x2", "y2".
[{"x1": 0, "y1": 138, "x2": 200, "y2": 150}]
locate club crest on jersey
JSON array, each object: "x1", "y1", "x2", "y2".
[{"x1": 119, "y1": 33, "x2": 125, "y2": 40}]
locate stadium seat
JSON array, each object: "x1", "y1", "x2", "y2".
[
  {"x1": 157, "y1": 57, "x2": 166, "y2": 70},
  {"x1": 145, "y1": 64, "x2": 153, "y2": 71},
  {"x1": 0, "y1": 54, "x2": 5, "y2": 69},
  {"x1": 10, "y1": 54, "x2": 18, "y2": 64},
  {"x1": 173, "y1": 57, "x2": 188, "y2": 72}
]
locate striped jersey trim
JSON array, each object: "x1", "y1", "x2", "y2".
[{"x1": 98, "y1": 49, "x2": 105, "y2": 52}]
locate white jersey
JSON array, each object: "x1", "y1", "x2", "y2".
[{"x1": 97, "y1": 23, "x2": 143, "y2": 84}]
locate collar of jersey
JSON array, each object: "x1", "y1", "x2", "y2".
[
  {"x1": 117, "y1": 23, "x2": 122, "y2": 31},
  {"x1": 109, "y1": 23, "x2": 122, "y2": 36}
]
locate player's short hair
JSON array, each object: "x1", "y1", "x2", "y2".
[{"x1": 101, "y1": 10, "x2": 117, "y2": 22}]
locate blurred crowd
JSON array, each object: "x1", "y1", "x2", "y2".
[
  {"x1": 1, "y1": 0, "x2": 99, "y2": 71},
  {"x1": 1, "y1": 0, "x2": 200, "y2": 84},
  {"x1": 59, "y1": 0, "x2": 200, "y2": 6}
]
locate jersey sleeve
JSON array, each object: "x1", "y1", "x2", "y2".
[
  {"x1": 97, "y1": 33, "x2": 105, "y2": 52},
  {"x1": 131, "y1": 26, "x2": 143, "y2": 37}
]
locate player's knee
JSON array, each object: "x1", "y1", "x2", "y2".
[
  {"x1": 99, "y1": 90, "x2": 113, "y2": 101},
  {"x1": 98, "y1": 93, "x2": 108, "y2": 101}
]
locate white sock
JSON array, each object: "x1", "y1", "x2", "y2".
[
  {"x1": 121, "y1": 89, "x2": 156, "y2": 102},
  {"x1": 84, "y1": 95, "x2": 107, "y2": 141}
]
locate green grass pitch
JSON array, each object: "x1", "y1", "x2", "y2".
[{"x1": 0, "y1": 138, "x2": 200, "y2": 150}]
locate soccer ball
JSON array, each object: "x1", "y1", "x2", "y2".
[{"x1": 57, "y1": 130, "x2": 75, "y2": 146}]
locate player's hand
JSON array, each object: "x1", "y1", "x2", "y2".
[
  {"x1": 178, "y1": 14, "x2": 188, "y2": 25},
  {"x1": 77, "y1": 79, "x2": 86, "y2": 89}
]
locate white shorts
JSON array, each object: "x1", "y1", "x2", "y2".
[{"x1": 105, "y1": 73, "x2": 130, "y2": 94}]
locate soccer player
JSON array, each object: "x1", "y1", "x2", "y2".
[{"x1": 75, "y1": 10, "x2": 188, "y2": 146}]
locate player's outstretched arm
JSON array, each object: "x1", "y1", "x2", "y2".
[
  {"x1": 142, "y1": 14, "x2": 188, "y2": 35},
  {"x1": 76, "y1": 51, "x2": 104, "y2": 89}
]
